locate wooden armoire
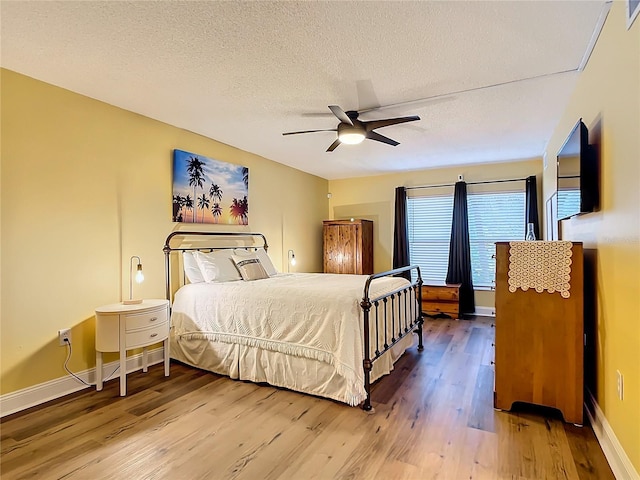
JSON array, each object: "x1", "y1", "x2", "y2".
[
  {"x1": 323, "y1": 219, "x2": 373, "y2": 274},
  {"x1": 494, "y1": 241, "x2": 584, "y2": 425}
]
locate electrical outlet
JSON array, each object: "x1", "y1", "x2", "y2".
[
  {"x1": 58, "y1": 328, "x2": 71, "y2": 346},
  {"x1": 616, "y1": 370, "x2": 624, "y2": 400}
]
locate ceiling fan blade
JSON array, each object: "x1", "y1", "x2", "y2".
[
  {"x1": 366, "y1": 131, "x2": 399, "y2": 147},
  {"x1": 282, "y1": 128, "x2": 337, "y2": 136},
  {"x1": 328, "y1": 105, "x2": 353, "y2": 126},
  {"x1": 326, "y1": 139, "x2": 341, "y2": 152},
  {"x1": 364, "y1": 116, "x2": 420, "y2": 131}
]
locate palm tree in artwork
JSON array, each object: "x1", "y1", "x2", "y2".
[
  {"x1": 209, "y1": 183, "x2": 223, "y2": 203},
  {"x1": 183, "y1": 194, "x2": 194, "y2": 220},
  {"x1": 211, "y1": 202, "x2": 222, "y2": 223},
  {"x1": 242, "y1": 167, "x2": 249, "y2": 189},
  {"x1": 230, "y1": 196, "x2": 249, "y2": 225},
  {"x1": 172, "y1": 195, "x2": 183, "y2": 222},
  {"x1": 230, "y1": 198, "x2": 242, "y2": 224},
  {"x1": 197, "y1": 193, "x2": 210, "y2": 223},
  {"x1": 187, "y1": 156, "x2": 205, "y2": 222},
  {"x1": 239, "y1": 196, "x2": 248, "y2": 224}
]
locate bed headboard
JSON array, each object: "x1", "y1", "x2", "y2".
[{"x1": 163, "y1": 231, "x2": 268, "y2": 302}]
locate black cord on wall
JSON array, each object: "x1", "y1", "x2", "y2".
[{"x1": 63, "y1": 339, "x2": 119, "y2": 386}]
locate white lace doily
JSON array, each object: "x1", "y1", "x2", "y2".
[{"x1": 508, "y1": 241, "x2": 573, "y2": 298}]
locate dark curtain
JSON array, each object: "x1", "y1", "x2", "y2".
[
  {"x1": 525, "y1": 175, "x2": 540, "y2": 239},
  {"x1": 445, "y1": 181, "x2": 475, "y2": 314},
  {"x1": 392, "y1": 186, "x2": 411, "y2": 280}
]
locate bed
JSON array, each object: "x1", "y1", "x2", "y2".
[{"x1": 163, "y1": 231, "x2": 424, "y2": 410}]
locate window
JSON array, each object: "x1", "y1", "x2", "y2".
[
  {"x1": 467, "y1": 191, "x2": 525, "y2": 287},
  {"x1": 407, "y1": 195, "x2": 453, "y2": 284},
  {"x1": 408, "y1": 190, "x2": 525, "y2": 288}
]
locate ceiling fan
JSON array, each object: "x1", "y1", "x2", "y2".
[{"x1": 282, "y1": 105, "x2": 420, "y2": 152}]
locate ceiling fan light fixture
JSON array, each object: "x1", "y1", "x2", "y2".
[
  {"x1": 283, "y1": 104, "x2": 420, "y2": 152},
  {"x1": 338, "y1": 132, "x2": 366, "y2": 144}
]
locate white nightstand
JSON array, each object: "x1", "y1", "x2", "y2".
[{"x1": 95, "y1": 299, "x2": 170, "y2": 396}]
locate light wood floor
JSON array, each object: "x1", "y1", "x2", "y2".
[{"x1": 1, "y1": 317, "x2": 614, "y2": 480}]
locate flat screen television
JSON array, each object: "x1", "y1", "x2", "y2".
[{"x1": 556, "y1": 119, "x2": 598, "y2": 220}]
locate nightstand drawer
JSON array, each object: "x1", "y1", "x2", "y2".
[
  {"x1": 125, "y1": 308, "x2": 168, "y2": 331},
  {"x1": 125, "y1": 323, "x2": 169, "y2": 349}
]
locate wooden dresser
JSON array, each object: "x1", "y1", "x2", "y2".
[
  {"x1": 494, "y1": 241, "x2": 584, "y2": 425},
  {"x1": 323, "y1": 219, "x2": 373, "y2": 274},
  {"x1": 421, "y1": 283, "x2": 461, "y2": 319}
]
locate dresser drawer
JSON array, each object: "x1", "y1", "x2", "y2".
[
  {"x1": 420, "y1": 284, "x2": 461, "y2": 319},
  {"x1": 125, "y1": 307, "x2": 168, "y2": 331},
  {"x1": 421, "y1": 301, "x2": 459, "y2": 316},
  {"x1": 125, "y1": 323, "x2": 169, "y2": 349},
  {"x1": 422, "y1": 285, "x2": 460, "y2": 301}
]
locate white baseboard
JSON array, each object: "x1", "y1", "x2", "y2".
[
  {"x1": 0, "y1": 347, "x2": 165, "y2": 418},
  {"x1": 473, "y1": 306, "x2": 495, "y2": 317},
  {"x1": 586, "y1": 390, "x2": 639, "y2": 480}
]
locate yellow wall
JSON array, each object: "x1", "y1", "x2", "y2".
[
  {"x1": 542, "y1": 1, "x2": 639, "y2": 471},
  {"x1": 0, "y1": 69, "x2": 329, "y2": 394},
  {"x1": 328, "y1": 159, "x2": 542, "y2": 309}
]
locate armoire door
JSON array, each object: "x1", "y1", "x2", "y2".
[{"x1": 323, "y1": 219, "x2": 373, "y2": 274}]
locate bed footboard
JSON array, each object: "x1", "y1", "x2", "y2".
[{"x1": 361, "y1": 265, "x2": 423, "y2": 411}]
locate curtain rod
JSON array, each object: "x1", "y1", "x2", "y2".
[{"x1": 406, "y1": 177, "x2": 527, "y2": 190}]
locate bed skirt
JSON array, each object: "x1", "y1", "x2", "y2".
[{"x1": 170, "y1": 331, "x2": 415, "y2": 406}]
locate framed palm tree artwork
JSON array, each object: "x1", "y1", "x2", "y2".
[{"x1": 172, "y1": 149, "x2": 249, "y2": 225}]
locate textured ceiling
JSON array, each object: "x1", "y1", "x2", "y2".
[{"x1": 1, "y1": 1, "x2": 609, "y2": 180}]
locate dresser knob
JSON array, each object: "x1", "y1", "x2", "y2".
[
  {"x1": 491, "y1": 343, "x2": 495, "y2": 347},
  {"x1": 490, "y1": 361, "x2": 495, "y2": 365},
  {"x1": 150, "y1": 333, "x2": 158, "y2": 338},
  {"x1": 150, "y1": 317, "x2": 158, "y2": 322}
]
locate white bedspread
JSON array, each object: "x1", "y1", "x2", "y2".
[{"x1": 171, "y1": 273, "x2": 412, "y2": 406}]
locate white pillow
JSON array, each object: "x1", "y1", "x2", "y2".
[
  {"x1": 234, "y1": 248, "x2": 277, "y2": 277},
  {"x1": 256, "y1": 248, "x2": 278, "y2": 276},
  {"x1": 231, "y1": 254, "x2": 269, "y2": 281},
  {"x1": 182, "y1": 251, "x2": 205, "y2": 283},
  {"x1": 193, "y1": 250, "x2": 242, "y2": 282}
]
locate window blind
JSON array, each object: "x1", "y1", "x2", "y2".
[
  {"x1": 407, "y1": 190, "x2": 525, "y2": 288},
  {"x1": 407, "y1": 195, "x2": 453, "y2": 284},
  {"x1": 467, "y1": 191, "x2": 525, "y2": 287}
]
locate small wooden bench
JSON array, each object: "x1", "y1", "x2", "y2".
[{"x1": 421, "y1": 283, "x2": 461, "y2": 319}]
